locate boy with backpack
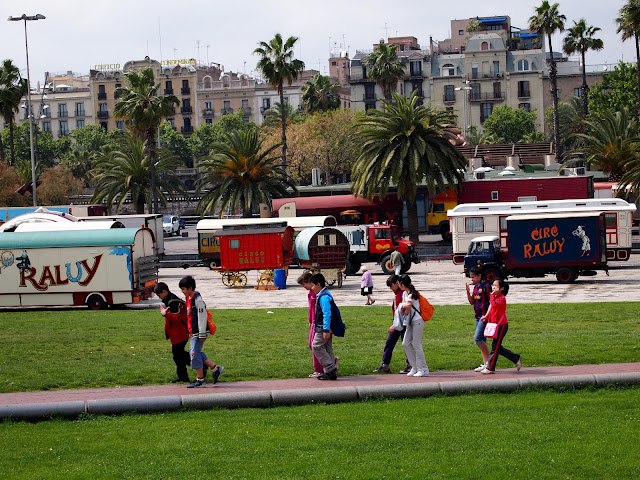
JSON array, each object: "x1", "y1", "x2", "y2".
[
  {"x1": 310, "y1": 273, "x2": 343, "y2": 381},
  {"x1": 178, "y1": 275, "x2": 224, "y2": 388},
  {"x1": 154, "y1": 282, "x2": 191, "y2": 383}
]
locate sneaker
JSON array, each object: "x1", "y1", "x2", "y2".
[
  {"x1": 414, "y1": 369, "x2": 429, "y2": 377},
  {"x1": 309, "y1": 372, "x2": 322, "y2": 377},
  {"x1": 187, "y1": 379, "x2": 206, "y2": 388},
  {"x1": 480, "y1": 368, "x2": 494, "y2": 375},
  {"x1": 474, "y1": 364, "x2": 487, "y2": 372},
  {"x1": 373, "y1": 364, "x2": 391, "y2": 373},
  {"x1": 516, "y1": 356, "x2": 522, "y2": 371},
  {"x1": 399, "y1": 366, "x2": 412, "y2": 374},
  {"x1": 371, "y1": 299, "x2": 375, "y2": 305},
  {"x1": 317, "y1": 369, "x2": 338, "y2": 380},
  {"x1": 170, "y1": 377, "x2": 190, "y2": 383},
  {"x1": 212, "y1": 365, "x2": 224, "y2": 384},
  {"x1": 406, "y1": 368, "x2": 418, "y2": 377}
]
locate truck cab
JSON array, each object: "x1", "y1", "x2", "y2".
[
  {"x1": 427, "y1": 189, "x2": 457, "y2": 241},
  {"x1": 463, "y1": 235, "x2": 503, "y2": 282}
]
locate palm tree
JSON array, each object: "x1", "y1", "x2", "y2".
[
  {"x1": 0, "y1": 60, "x2": 29, "y2": 165},
  {"x1": 254, "y1": 34, "x2": 305, "y2": 167},
  {"x1": 262, "y1": 102, "x2": 305, "y2": 129},
  {"x1": 197, "y1": 129, "x2": 297, "y2": 217},
  {"x1": 564, "y1": 107, "x2": 640, "y2": 181},
  {"x1": 351, "y1": 92, "x2": 467, "y2": 242},
  {"x1": 364, "y1": 42, "x2": 406, "y2": 103},
  {"x1": 529, "y1": 1, "x2": 566, "y2": 158},
  {"x1": 562, "y1": 19, "x2": 603, "y2": 117},
  {"x1": 90, "y1": 135, "x2": 185, "y2": 214},
  {"x1": 616, "y1": 0, "x2": 640, "y2": 125},
  {"x1": 113, "y1": 67, "x2": 179, "y2": 213},
  {"x1": 301, "y1": 74, "x2": 341, "y2": 113}
]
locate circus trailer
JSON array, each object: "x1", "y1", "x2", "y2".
[
  {"x1": 78, "y1": 214, "x2": 165, "y2": 256},
  {"x1": 0, "y1": 228, "x2": 158, "y2": 310},
  {"x1": 294, "y1": 227, "x2": 350, "y2": 287}
]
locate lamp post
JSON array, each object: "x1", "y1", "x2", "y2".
[
  {"x1": 454, "y1": 83, "x2": 472, "y2": 139},
  {"x1": 8, "y1": 13, "x2": 46, "y2": 207}
]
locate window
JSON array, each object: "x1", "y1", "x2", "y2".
[
  {"x1": 574, "y1": 87, "x2": 581, "y2": 97},
  {"x1": 555, "y1": 88, "x2": 560, "y2": 100},
  {"x1": 98, "y1": 84, "x2": 106, "y2": 100},
  {"x1": 605, "y1": 213, "x2": 617, "y2": 228},
  {"x1": 365, "y1": 102, "x2": 376, "y2": 112},
  {"x1": 42, "y1": 121, "x2": 51, "y2": 132},
  {"x1": 519, "y1": 103, "x2": 531, "y2": 112},
  {"x1": 116, "y1": 120, "x2": 124, "y2": 130},
  {"x1": 442, "y1": 63, "x2": 455, "y2": 76},
  {"x1": 59, "y1": 104, "x2": 67, "y2": 117},
  {"x1": 42, "y1": 104, "x2": 50, "y2": 118},
  {"x1": 100, "y1": 122, "x2": 108, "y2": 131},
  {"x1": 493, "y1": 61, "x2": 500, "y2": 76},
  {"x1": 76, "y1": 119, "x2": 85, "y2": 129},
  {"x1": 493, "y1": 82, "x2": 501, "y2": 99},
  {"x1": 365, "y1": 83, "x2": 375, "y2": 100},
  {"x1": 465, "y1": 217, "x2": 484, "y2": 233},
  {"x1": 374, "y1": 229, "x2": 390, "y2": 240},
  {"x1": 204, "y1": 101, "x2": 212, "y2": 109},
  {"x1": 459, "y1": 29, "x2": 464, "y2": 35},
  {"x1": 500, "y1": 216, "x2": 508, "y2": 232},
  {"x1": 472, "y1": 62, "x2": 479, "y2": 79},
  {"x1": 283, "y1": 96, "x2": 289, "y2": 105},
  {"x1": 412, "y1": 80, "x2": 423, "y2": 97},
  {"x1": 481, "y1": 103, "x2": 493, "y2": 122},
  {"x1": 517, "y1": 59, "x2": 529, "y2": 71},
  {"x1": 444, "y1": 85, "x2": 455, "y2": 102},
  {"x1": 75, "y1": 102, "x2": 84, "y2": 116},
  {"x1": 262, "y1": 98, "x2": 271, "y2": 110},
  {"x1": 223, "y1": 100, "x2": 231, "y2": 114},
  {"x1": 99, "y1": 103, "x2": 108, "y2": 113},
  {"x1": 471, "y1": 83, "x2": 481, "y2": 100},
  {"x1": 230, "y1": 239, "x2": 240, "y2": 249},
  {"x1": 205, "y1": 118, "x2": 213, "y2": 124},
  {"x1": 410, "y1": 60, "x2": 422, "y2": 76},
  {"x1": 165, "y1": 80, "x2": 173, "y2": 94},
  {"x1": 59, "y1": 120, "x2": 69, "y2": 136},
  {"x1": 481, "y1": 42, "x2": 489, "y2": 51},
  {"x1": 114, "y1": 83, "x2": 122, "y2": 98},
  {"x1": 168, "y1": 118, "x2": 175, "y2": 128},
  {"x1": 518, "y1": 80, "x2": 530, "y2": 97},
  {"x1": 491, "y1": 191, "x2": 499, "y2": 201},
  {"x1": 181, "y1": 79, "x2": 190, "y2": 94},
  {"x1": 241, "y1": 99, "x2": 249, "y2": 109}
]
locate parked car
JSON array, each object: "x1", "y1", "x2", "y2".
[{"x1": 163, "y1": 215, "x2": 181, "y2": 236}]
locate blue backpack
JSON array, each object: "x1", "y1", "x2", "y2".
[{"x1": 329, "y1": 299, "x2": 346, "y2": 337}]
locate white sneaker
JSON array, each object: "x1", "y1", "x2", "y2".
[
  {"x1": 474, "y1": 364, "x2": 487, "y2": 372},
  {"x1": 406, "y1": 368, "x2": 418, "y2": 376},
  {"x1": 414, "y1": 370, "x2": 429, "y2": 377},
  {"x1": 480, "y1": 368, "x2": 494, "y2": 375},
  {"x1": 516, "y1": 356, "x2": 522, "y2": 371}
]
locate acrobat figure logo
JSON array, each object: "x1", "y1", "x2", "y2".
[
  {"x1": 571, "y1": 226, "x2": 591, "y2": 257},
  {"x1": 16, "y1": 250, "x2": 31, "y2": 273}
]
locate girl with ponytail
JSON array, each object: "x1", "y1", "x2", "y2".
[{"x1": 398, "y1": 274, "x2": 429, "y2": 377}]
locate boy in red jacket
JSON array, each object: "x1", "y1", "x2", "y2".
[{"x1": 154, "y1": 282, "x2": 191, "y2": 383}]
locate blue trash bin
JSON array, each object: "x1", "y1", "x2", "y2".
[{"x1": 273, "y1": 269, "x2": 287, "y2": 289}]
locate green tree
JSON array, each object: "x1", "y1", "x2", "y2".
[
  {"x1": 113, "y1": 67, "x2": 179, "y2": 213},
  {"x1": 300, "y1": 74, "x2": 341, "y2": 113},
  {"x1": 545, "y1": 96, "x2": 586, "y2": 154},
  {"x1": 564, "y1": 107, "x2": 640, "y2": 181},
  {"x1": 254, "y1": 33, "x2": 305, "y2": 167},
  {"x1": 90, "y1": 135, "x2": 185, "y2": 214},
  {"x1": 482, "y1": 105, "x2": 539, "y2": 144},
  {"x1": 197, "y1": 129, "x2": 297, "y2": 217},
  {"x1": 0, "y1": 59, "x2": 29, "y2": 165},
  {"x1": 616, "y1": 0, "x2": 640, "y2": 124},
  {"x1": 529, "y1": 1, "x2": 566, "y2": 158},
  {"x1": 159, "y1": 121, "x2": 192, "y2": 167},
  {"x1": 3, "y1": 122, "x2": 60, "y2": 168},
  {"x1": 364, "y1": 42, "x2": 405, "y2": 103},
  {"x1": 189, "y1": 112, "x2": 258, "y2": 159},
  {"x1": 351, "y1": 92, "x2": 467, "y2": 242},
  {"x1": 562, "y1": 19, "x2": 604, "y2": 117},
  {"x1": 588, "y1": 61, "x2": 638, "y2": 122},
  {"x1": 261, "y1": 102, "x2": 305, "y2": 129}
]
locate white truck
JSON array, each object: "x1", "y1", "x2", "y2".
[{"x1": 0, "y1": 228, "x2": 158, "y2": 310}]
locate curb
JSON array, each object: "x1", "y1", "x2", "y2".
[{"x1": 2, "y1": 371, "x2": 640, "y2": 421}]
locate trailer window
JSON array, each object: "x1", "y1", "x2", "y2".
[
  {"x1": 499, "y1": 216, "x2": 508, "y2": 232},
  {"x1": 230, "y1": 239, "x2": 240, "y2": 249},
  {"x1": 465, "y1": 217, "x2": 484, "y2": 233},
  {"x1": 605, "y1": 213, "x2": 617, "y2": 228}
]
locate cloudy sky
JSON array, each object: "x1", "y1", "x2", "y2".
[{"x1": 1, "y1": 0, "x2": 635, "y2": 84}]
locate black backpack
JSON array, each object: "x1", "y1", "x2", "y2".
[{"x1": 329, "y1": 299, "x2": 346, "y2": 337}]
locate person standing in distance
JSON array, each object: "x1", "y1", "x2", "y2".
[{"x1": 390, "y1": 247, "x2": 404, "y2": 275}]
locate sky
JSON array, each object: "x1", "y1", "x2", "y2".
[{"x1": 1, "y1": 0, "x2": 636, "y2": 85}]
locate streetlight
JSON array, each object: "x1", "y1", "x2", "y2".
[
  {"x1": 8, "y1": 13, "x2": 46, "y2": 207},
  {"x1": 454, "y1": 82, "x2": 472, "y2": 139}
]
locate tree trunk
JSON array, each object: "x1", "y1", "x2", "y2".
[
  {"x1": 0, "y1": 132, "x2": 5, "y2": 163},
  {"x1": 241, "y1": 192, "x2": 251, "y2": 218},
  {"x1": 147, "y1": 129, "x2": 157, "y2": 214},
  {"x1": 9, "y1": 122, "x2": 16, "y2": 166},
  {"x1": 406, "y1": 198, "x2": 420, "y2": 243},
  {"x1": 548, "y1": 35, "x2": 561, "y2": 160},
  {"x1": 279, "y1": 81, "x2": 287, "y2": 168},
  {"x1": 581, "y1": 51, "x2": 589, "y2": 118},
  {"x1": 636, "y1": 34, "x2": 640, "y2": 131}
]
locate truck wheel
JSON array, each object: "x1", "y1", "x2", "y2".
[
  {"x1": 343, "y1": 259, "x2": 360, "y2": 276},
  {"x1": 400, "y1": 262, "x2": 411, "y2": 274},
  {"x1": 483, "y1": 267, "x2": 501, "y2": 283},
  {"x1": 556, "y1": 267, "x2": 576, "y2": 284},
  {"x1": 208, "y1": 260, "x2": 218, "y2": 270},
  {"x1": 439, "y1": 223, "x2": 451, "y2": 242},
  {"x1": 380, "y1": 253, "x2": 393, "y2": 275},
  {"x1": 86, "y1": 294, "x2": 107, "y2": 311}
]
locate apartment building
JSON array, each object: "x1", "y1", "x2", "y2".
[{"x1": 329, "y1": 51, "x2": 351, "y2": 109}]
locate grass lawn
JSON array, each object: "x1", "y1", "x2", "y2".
[
  {"x1": 1, "y1": 387, "x2": 639, "y2": 479},
  {"x1": 0, "y1": 302, "x2": 639, "y2": 393}
]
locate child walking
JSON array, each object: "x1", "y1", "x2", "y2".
[
  {"x1": 154, "y1": 282, "x2": 191, "y2": 383},
  {"x1": 373, "y1": 274, "x2": 412, "y2": 374},
  {"x1": 360, "y1": 267, "x2": 375, "y2": 305},
  {"x1": 179, "y1": 275, "x2": 224, "y2": 388},
  {"x1": 311, "y1": 273, "x2": 339, "y2": 380},
  {"x1": 398, "y1": 274, "x2": 429, "y2": 377},
  {"x1": 479, "y1": 279, "x2": 522, "y2": 374},
  {"x1": 465, "y1": 267, "x2": 491, "y2": 372},
  {"x1": 298, "y1": 271, "x2": 324, "y2": 377}
]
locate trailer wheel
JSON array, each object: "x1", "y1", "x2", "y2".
[
  {"x1": 556, "y1": 267, "x2": 576, "y2": 284},
  {"x1": 380, "y1": 253, "x2": 394, "y2": 275},
  {"x1": 86, "y1": 294, "x2": 107, "y2": 311},
  {"x1": 439, "y1": 223, "x2": 452, "y2": 242},
  {"x1": 483, "y1": 267, "x2": 501, "y2": 283},
  {"x1": 208, "y1": 260, "x2": 218, "y2": 270},
  {"x1": 343, "y1": 259, "x2": 360, "y2": 276}
]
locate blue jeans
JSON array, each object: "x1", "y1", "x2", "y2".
[
  {"x1": 189, "y1": 336, "x2": 209, "y2": 370},
  {"x1": 474, "y1": 318, "x2": 487, "y2": 345}
]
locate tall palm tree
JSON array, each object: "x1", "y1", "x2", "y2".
[
  {"x1": 530, "y1": 1, "x2": 566, "y2": 158},
  {"x1": 562, "y1": 19, "x2": 603, "y2": 117},
  {"x1": 364, "y1": 42, "x2": 406, "y2": 103},
  {"x1": 351, "y1": 92, "x2": 467, "y2": 242},
  {"x1": 113, "y1": 67, "x2": 179, "y2": 213},
  {"x1": 564, "y1": 107, "x2": 640, "y2": 181},
  {"x1": 301, "y1": 74, "x2": 341, "y2": 113},
  {"x1": 90, "y1": 135, "x2": 185, "y2": 214},
  {"x1": 197, "y1": 129, "x2": 297, "y2": 217},
  {"x1": 254, "y1": 34, "x2": 305, "y2": 167},
  {"x1": 616, "y1": 0, "x2": 640, "y2": 125},
  {"x1": 0, "y1": 60, "x2": 29, "y2": 165}
]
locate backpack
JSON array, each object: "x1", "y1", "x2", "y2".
[
  {"x1": 329, "y1": 299, "x2": 346, "y2": 337},
  {"x1": 413, "y1": 294, "x2": 434, "y2": 321}
]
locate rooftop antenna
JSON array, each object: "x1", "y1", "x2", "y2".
[
  {"x1": 196, "y1": 40, "x2": 201, "y2": 64},
  {"x1": 384, "y1": 23, "x2": 389, "y2": 42},
  {"x1": 206, "y1": 44, "x2": 210, "y2": 64},
  {"x1": 173, "y1": 48, "x2": 178, "y2": 59},
  {"x1": 158, "y1": 18, "x2": 163, "y2": 62}
]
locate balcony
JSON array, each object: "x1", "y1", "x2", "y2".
[
  {"x1": 58, "y1": 112, "x2": 68, "y2": 118},
  {"x1": 180, "y1": 106, "x2": 193, "y2": 114},
  {"x1": 363, "y1": 93, "x2": 376, "y2": 101},
  {"x1": 97, "y1": 111, "x2": 109, "y2": 119},
  {"x1": 469, "y1": 92, "x2": 504, "y2": 102},
  {"x1": 443, "y1": 94, "x2": 456, "y2": 103},
  {"x1": 467, "y1": 72, "x2": 505, "y2": 81},
  {"x1": 164, "y1": 88, "x2": 174, "y2": 95},
  {"x1": 97, "y1": 92, "x2": 107, "y2": 100},
  {"x1": 75, "y1": 110, "x2": 85, "y2": 117},
  {"x1": 114, "y1": 91, "x2": 121, "y2": 99},
  {"x1": 242, "y1": 107, "x2": 251, "y2": 115},
  {"x1": 181, "y1": 87, "x2": 191, "y2": 95},
  {"x1": 518, "y1": 90, "x2": 531, "y2": 99},
  {"x1": 180, "y1": 125, "x2": 194, "y2": 134},
  {"x1": 222, "y1": 108, "x2": 233, "y2": 115},
  {"x1": 202, "y1": 108, "x2": 214, "y2": 117},
  {"x1": 58, "y1": 130, "x2": 69, "y2": 137}
]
